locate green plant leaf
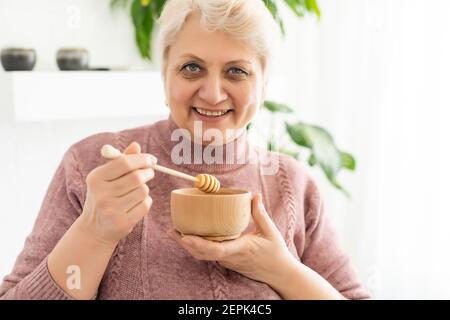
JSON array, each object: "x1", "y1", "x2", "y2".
[
  {"x1": 308, "y1": 153, "x2": 316, "y2": 166},
  {"x1": 329, "y1": 176, "x2": 350, "y2": 198},
  {"x1": 285, "y1": 122, "x2": 311, "y2": 148},
  {"x1": 340, "y1": 151, "x2": 356, "y2": 171},
  {"x1": 131, "y1": 0, "x2": 154, "y2": 60},
  {"x1": 110, "y1": 0, "x2": 130, "y2": 9},
  {"x1": 151, "y1": 0, "x2": 166, "y2": 18},
  {"x1": 278, "y1": 147, "x2": 300, "y2": 159},
  {"x1": 263, "y1": 0, "x2": 286, "y2": 36},
  {"x1": 283, "y1": 0, "x2": 306, "y2": 17},
  {"x1": 283, "y1": 0, "x2": 320, "y2": 18},
  {"x1": 305, "y1": 0, "x2": 321, "y2": 17},
  {"x1": 286, "y1": 121, "x2": 352, "y2": 195},
  {"x1": 263, "y1": 100, "x2": 293, "y2": 113},
  {"x1": 268, "y1": 141, "x2": 300, "y2": 160}
]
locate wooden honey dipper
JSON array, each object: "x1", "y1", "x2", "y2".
[{"x1": 100, "y1": 144, "x2": 220, "y2": 193}]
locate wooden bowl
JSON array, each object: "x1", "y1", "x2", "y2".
[{"x1": 171, "y1": 188, "x2": 251, "y2": 241}]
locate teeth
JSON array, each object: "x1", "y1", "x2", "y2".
[{"x1": 194, "y1": 107, "x2": 229, "y2": 117}]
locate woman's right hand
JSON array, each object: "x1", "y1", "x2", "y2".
[{"x1": 79, "y1": 142, "x2": 156, "y2": 245}]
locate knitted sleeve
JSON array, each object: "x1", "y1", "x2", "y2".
[
  {"x1": 0, "y1": 147, "x2": 84, "y2": 300},
  {"x1": 280, "y1": 155, "x2": 371, "y2": 299}
]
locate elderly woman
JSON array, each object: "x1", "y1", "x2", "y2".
[{"x1": 0, "y1": 0, "x2": 369, "y2": 300}]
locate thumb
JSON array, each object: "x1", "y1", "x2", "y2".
[
  {"x1": 123, "y1": 141, "x2": 141, "y2": 155},
  {"x1": 251, "y1": 193, "x2": 277, "y2": 237}
]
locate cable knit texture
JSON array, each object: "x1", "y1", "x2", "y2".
[{"x1": 0, "y1": 117, "x2": 370, "y2": 300}]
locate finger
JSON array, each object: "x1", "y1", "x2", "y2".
[
  {"x1": 115, "y1": 183, "x2": 150, "y2": 213},
  {"x1": 166, "y1": 230, "x2": 208, "y2": 259},
  {"x1": 251, "y1": 193, "x2": 277, "y2": 237},
  {"x1": 166, "y1": 230, "x2": 216, "y2": 260},
  {"x1": 167, "y1": 229, "x2": 183, "y2": 242},
  {"x1": 101, "y1": 142, "x2": 140, "y2": 159},
  {"x1": 108, "y1": 167, "x2": 154, "y2": 197},
  {"x1": 123, "y1": 141, "x2": 141, "y2": 155},
  {"x1": 126, "y1": 195, "x2": 153, "y2": 226},
  {"x1": 176, "y1": 233, "x2": 247, "y2": 261},
  {"x1": 98, "y1": 153, "x2": 157, "y2": 181}
]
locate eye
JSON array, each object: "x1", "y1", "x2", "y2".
[
  {"x1": 228, "y1": 67, "x2": 248, "y2": 77},
  {"x1": 181, "y1": 63, "x2": 202, "y2": 74}
]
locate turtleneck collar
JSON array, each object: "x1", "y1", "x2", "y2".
[{"x1": 149, "y1": 115, "x2": 254, "y2": 174}]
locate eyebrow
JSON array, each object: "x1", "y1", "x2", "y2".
[{"x1": 178, "y1": 53, "x2": 252, "y2": 65}]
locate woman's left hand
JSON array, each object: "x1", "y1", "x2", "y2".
[{"x1": 167, "y1": 193, "x2": 299, "y2": 286}]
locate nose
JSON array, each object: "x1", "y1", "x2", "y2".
[{"x1": 198, "y1": 74, "x2": 228, "y2": 106}]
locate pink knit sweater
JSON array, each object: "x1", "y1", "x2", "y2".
[{"x1": 0, "y1": 117, "x2": 369, "y2": 300}]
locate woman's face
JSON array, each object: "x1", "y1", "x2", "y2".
[{"x1": 164, "y1": 13, "x2": 265, "y2": 144}]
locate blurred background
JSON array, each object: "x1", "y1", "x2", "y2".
[{"x1": 1, "y1": 0, "x2": 449, "y2": 299}]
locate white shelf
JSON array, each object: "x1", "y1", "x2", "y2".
[{"x1": 0, "y1": 71, "x2": 168, "y2": 122}]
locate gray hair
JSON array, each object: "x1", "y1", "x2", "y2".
[{"x1": 156, "y1": 0, "x2": 281, "y2": 81}]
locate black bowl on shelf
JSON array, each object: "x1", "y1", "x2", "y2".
[
  {"x1": 56, "y1": 47, "x2": 89, "y2": 71},
  {"x1": 1, "y1": 48, "x2": 37, "y2": 71}
]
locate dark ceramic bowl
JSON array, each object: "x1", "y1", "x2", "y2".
[
  {"x1": 1, "y1": 48, "x2": 37, "y2": 71},
  {"x1": 56, "y1": 48, "x2": 89, "y2": 71}
]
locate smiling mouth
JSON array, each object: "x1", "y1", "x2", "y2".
[{"x1": 192, "y1": 106, "x2": 233, "y2": 117}]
